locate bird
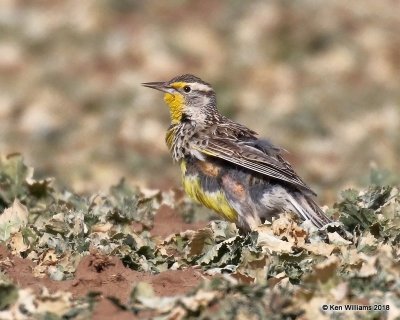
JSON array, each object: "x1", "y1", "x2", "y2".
[{"x1": 142, "y1": 74, "x2": 331, "y2": 232}]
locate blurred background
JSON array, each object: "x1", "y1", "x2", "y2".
[{"x1": 1, "y1": 0, "x2": 399, "y2": 204}]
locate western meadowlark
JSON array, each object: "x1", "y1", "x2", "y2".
[{"x1": 143, "y1": 74, "x2": 331, "y2": 231}]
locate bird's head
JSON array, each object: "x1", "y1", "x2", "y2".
[{"x1": 142, "y1": 74, "x2": 217, "y2": 125}]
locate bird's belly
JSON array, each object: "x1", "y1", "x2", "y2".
[
  {"x1": 180, "y1": 159, "x2": 238, "y2": 222},
  {"x1": 179, "y1": 157, "x2": 290, "y2": 230}
]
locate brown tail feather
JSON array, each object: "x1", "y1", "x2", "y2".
[{"x1": 288, "y1": 194, "x2": 331, "y2": 228}]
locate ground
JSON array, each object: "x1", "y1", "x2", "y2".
[
  {"x1": 0, "y1": 208, "x2": 206, "y2": 320},
  {"x1": 0, "y1": 155, "x2": 400, "y2": 319}
]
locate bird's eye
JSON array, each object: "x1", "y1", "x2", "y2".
[{"x1": 183, "y1": 85, "x2": 191, "y2": 93}]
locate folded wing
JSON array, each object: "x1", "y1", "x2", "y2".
[{"x1": 193, "y1": 129, "x2": 316, "y2": 195}]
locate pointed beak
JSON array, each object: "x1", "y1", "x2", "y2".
[{"x1": 142, "y1": 81, "x2": 175, "y2": 94}]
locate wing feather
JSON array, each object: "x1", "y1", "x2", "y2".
[{"x1": 194, "y1": 136, "x2": 316, "y2": 195}]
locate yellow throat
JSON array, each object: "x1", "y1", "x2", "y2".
[{"x1": 163, "y1": 82, "x2": 186, "y2": 124}]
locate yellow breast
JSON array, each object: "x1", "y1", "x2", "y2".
[{"x1": 180, "y1": 160, "x2": 238, "y2": 222}]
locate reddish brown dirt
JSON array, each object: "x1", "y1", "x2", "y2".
[
  {"x1": 91, "y1": 298, "x2": 137, "y2": 320},
  {"x1": 0, "y1": 246, "x2": 204, "y2": 299},
  {"x1": 0, "y1": 206, "x2": 210, "y2": 319},
  {"x1": 0, "y1": 246, "x2": 203, "y2": 318},
  {"x1": 151, "y1": 205, "x2": 208, "y2": 238}
]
